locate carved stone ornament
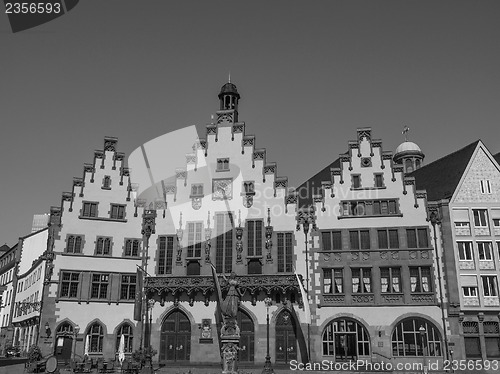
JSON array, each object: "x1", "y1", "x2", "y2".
[
  {"x1": 235, "y1": 227, "x2": 244, "y2": 264},
  {"x1": 265, "y1": 226, "x2": 273, "y2": 263},
  {"x1": 212, "y1": 179, "x2": 233, "y2": 200},
  {"x1": 192, "y1": 197, "x2": 202, "y2": 210},
  {"x1": 221, "y1": 342, "x2": 239, "y2": 374},
  {"x1": 243, "y1": 195, "x2": 253, "y2": 208}
]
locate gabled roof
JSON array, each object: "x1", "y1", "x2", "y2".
[
  {"x1": 409, "y1": 140, "x2": 480, "y2": 201},
  {"x1": 297, "y1": 157, "x2": 341, "y2": 207}
]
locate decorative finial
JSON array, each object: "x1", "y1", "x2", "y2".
[
  {"x1": 228, "y1": 72, "x2": 231, "y2": 83},
  {"x1": 402, "y1": 125, "x2": 410, "y2": 142},
  {"x1": 179, "y1": 212, "x2": 183, "y2": 230},
  {"x1": 238, "y1": 210, "x2": 241, "y2": 228},
  {"x1": 207, "y1": 211, "x2": 211, "y2": 229},
  {"x1": 267, "y1": 208, "x2": 271, "y2": 226}
]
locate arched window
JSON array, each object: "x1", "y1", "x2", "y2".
[
  {"x1": 116, "y1": 324, "x2": 133, "y2": 353},
  {"x1": 56, "y1": 322, "x2": 73, "y2": 335},
  {"x1": 415, "y1": 159, "x2": 421, "y2": 169},
  {"x1": 103, "y1": 176, "x2": 111, "y2": 189},
  {"x1": 405, "y1": 159, "x2": 414, "y2": 173},
  {"x1": 322, "y1": 318, "x2": 370, "y2": 358},
  {"x1": 392, "y1": 318, "x2": 442, "y2": 357},
  {"x1": 88, "y1": 323, "x2": 104, "y2": 353}
]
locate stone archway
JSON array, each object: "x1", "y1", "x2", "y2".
[{"x1": 275, "y1": 309, "x2": 297, "y2": 363}]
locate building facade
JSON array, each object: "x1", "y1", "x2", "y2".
[
  {"x1": 0, "y1": 243, "x2": 17, "y2": 354},
  {"x1": 412, "y1": 140, "x2": 500, "y2": 362}
]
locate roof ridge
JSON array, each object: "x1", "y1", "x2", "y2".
[{"x1": 414, "y1": 139, "x2": 480, "y2": 171}]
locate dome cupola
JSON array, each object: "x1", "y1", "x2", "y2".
[
  {"x1": 393, "y1": 127, "x2": 425, "y2": 174},
  {"x1": 218, "y1": 77, "x2": 240, "y2": 112}
]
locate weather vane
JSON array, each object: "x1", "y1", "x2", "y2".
[{"x1": 402, "y1": 125, "x2": 410, "y2": 141}]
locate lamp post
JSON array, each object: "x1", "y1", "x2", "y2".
[
  {"x1": 428, "y1": 209, "x2": 449, "y2": 361},
  {"x1": 449, "y1": 349, "x2": 454, "y2": 373},
  {"x1": 262, "y1": 297, "x2": 274, "y2": 374},
  {"x1": 419, "y1": 325, "x2": 426, "y2": 374},
  {"x1": 72, "y1": 325, "x2": 80, "y2": 362}
]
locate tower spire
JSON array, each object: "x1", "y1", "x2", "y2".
[
  {"x1": 228, "y1": 72, "x2": 231, "y2": 83},
  {"x1": 402, "y1": 125, "x2": 410, "y2": 142}
]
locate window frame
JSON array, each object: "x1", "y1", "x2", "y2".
[
  {"x1": 124, "y1": 239, "x2": 140, "y2": 257},
  {"x1": 409, "y1": 267, "x2": 433, "y2": 293},
  {"x1": 380, "y1": 267, "x2": 402, "y2": 293},
  {"x1": 323, "y1": 268, "x2": 344, "y2": 294},
  {"x1": 95, "y1": 237, "x2": 112, "y2": 256},
  {"x1": 59, "y1": 271, "x2": 80, "y2": 298},
  {"x1": 110, "y1": 204, "x2": 126, "y2": 220},
  {"x1": 82, "y1": 201, "x2": 98, "y2": 218},
  {"x1": 321, "y1": 230, "x2": 342, "y2": 251},
  {"x1": 157, "y1": 236, "x2": 174, "y2": 275},
  {"x1": 351, "y1": 267, "x2": 372, "y2": 294},
  {"x1": 120, "y1": 274, "x2": 137, "y2": 300},
  {"x1": 473, "y1": 209, "x2": 489, "y2": 227},
  {"x1": 457, "y1": 241, "x2": 474, "y2": 261},
  {"x1": 478, "y1": 241, "x2": 493, "y2": 261},
  {"x1": 216, "y1": 158, "x2": 230, "y2": 172},
  {"x1": 481, "y1": 275, "x2": 498, "y2": 297},
  {"x1": 66, "y1": 235, "x2": 83, "y2": 254},
  {"x1": 91, "y1": 273, "x2": 110, "y2": 299}
]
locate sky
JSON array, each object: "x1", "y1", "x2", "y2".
[{"x1": 1, "y1": 0, "x2": 500, "y2": 246}]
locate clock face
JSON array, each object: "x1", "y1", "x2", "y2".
[{"x1": 212, "y1": 178, "x2": 233, "y2": 200}]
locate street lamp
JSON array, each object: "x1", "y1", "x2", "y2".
[
  {"x1": 419, "y1": 325, "x2": 427, "y2": 374},
  {"x1": 262, "y1": 297, "x2": 274, "y2": 374},
  {"x1": 72, "y1": 325, "x2": 80, "y2": 362}
]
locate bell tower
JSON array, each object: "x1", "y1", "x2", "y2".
[{"x1": 218, "y1": 78, "x2": 240, "y2": 121}]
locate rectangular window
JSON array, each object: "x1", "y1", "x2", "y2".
[
  {"x1": 216, "y1": 158, "x2": 230, "y2": 171},
  {"x1": 462, "y1": 286, "x2": 478, "y2": 297},
  {"x1": 342, "y1": 199, "x2": 398, "y2": 217},
  {"x1": 82, "y1": 202, "x2": 98, "y2": 217},
  {"x1": 480, "y1": 180, "x2": 492, "y2": 194},
  {"x1": 378, "y1": 230, "x2": 388, "y2": 249},
  {"x1": 417, "y1": 228, "x2": 429, "y2": 247},
  {"x1": 406, "y1": 228, "x2": 428, "y2": 248},
  {"x1": 478, "y1": 242, "x2": 493, "y2": 261},
  {"x1": 378, "y1": 229, "x2": 399, "y2": 249},
  {"x1": 380, "y1": 268, "x2": 401, "y2": 293},
  {"x1": 59, "y1": 272, "x2": 80, "y2": 298},
  {"x1": 494, "y1": 219, "x2": 500, "y2": 227},
  {"x1": 243, "y1": 181, "x2": 255, "y2": 195},
  {"x1": 351, "y1": 268, "x2": 372, "y2": 293},
  {"x1": 352, "y1": 175, "x2": 361, "y2": 189},
  {"x1": 389, "y1": 229, "x2": 399, "y2": 248},
  {"x1": 482, "y1": 275, "x2": 498, "y2": 297},
  {"x1": 360, "y1": 230, "x2": 370, "y2": 249},
  {"x1": 124, "y1": 239, "x2": 140, "y2": 257},
  {"x1": 410, "y1": 267, "x2": 432, "y2": 293},
  {"x1": 120, "y1": 274, "x2": 136, "y2": 300},
  {"x1": 91, "y1": 273, "x2": 109, "y2": 299},
  {"x1": 406, "y1": 229, "x2": 418, "y2": 248},
  {"x1": 215, "y1": 213, "x2": 233, "y2": 273},
  {"x1": 187, "y1": 222, "x2": 203, "y2": 258},
  {"x1": 349, "y1": 231, "x2": 360, "y2": 250},
  {"x1": 247, "y1": 220, "x2": 263, "y2": 256},
  {"x1": 190, "y1": 184, "x2": 204, "y2": 196},
  {"x1": 277, "y1": 232, "x2": 293, "y2": 273},
  {"x1": 110, "y1": 204, "x2": 125, "y2": 219},
  {"x1": 374, "y1": 174, "x2": 384, "y2": 188},
  {"x1": 473, "y1": 209, "x2": 488, "y2": 227},
  {"x1": 323, "y1": 268, "x2": 343, "y2": 294},
  {"x1": 321, "y1": 231, "x2": 342, "y2": 251},
  {"x1": 95, "y1": 237, "x2": 112, "y2": 256},
  {"x1": 484, "y1": 322, "x2": 500, "y2": 359},
  {"x1": 66, "y1": 235, "x2": 83, "y2": 254},
  {"x1": 457, "y1": 242, "x2": 474, "y2": 261},
  {"x1": 157, "y1": 236, "x2": 174, "y2": 275}
]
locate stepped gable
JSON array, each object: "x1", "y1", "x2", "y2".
[
  {"x1": 58, "y1": 136, "x2": 132, "y2": 213},
  {"x1": 410, "y1": 140, "x2": 480, "y2": 201}
]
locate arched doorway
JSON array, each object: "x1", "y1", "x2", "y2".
[
  {"x1": 159, "y1": 310, "x2": 191, "y2": 363},
  {"x1": 392, "y1": 317, "x2": 442, "y2": 357},
  {"x1": 275, "y1": 309, "x2": 297, "y2": 363},
  {"x1": 54, "y1": 323, "x2": 74, "y2": 364},
  {"x1": 238, "y1": 309, "x2": 254, "y2": 362},
  {"x1": 322, "y1": 318, "x2": 370, "y2": 361}
]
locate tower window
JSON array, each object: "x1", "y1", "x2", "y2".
[
  {"x1": 217, "y1": 158, "x2": 230, "y2": 171},
  {"x1": 374, "y1": 174, "x2": 384, "y2": 188},
  {"x1": 352, "y1": 175, "x2": 361, "y2": 189},
  {"x1": 405, "y1": 159, "x2": 414, "y2": 173},
  {"x1": 102, "y1": 176, "x2": 111, "y2": 189}
]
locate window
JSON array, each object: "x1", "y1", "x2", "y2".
[
  {"x1": 377, "y1": 229, "x2": 399, "y2": 249},
  {"x1": 82, "y1": 202, "x2": 98, "y2": 218},
  {"x1": 95, "y1": 237, "x2": 112, "y2": 256},
  {"x1": 216, "y1": 158, "x2": 230, "y2": 171},
  {"x1": 406, "y1": 228, "x2": 429, "y2": 248},
  {"x1": 455, "y1": 221, "x2": 470, "y2": 227},
  {"x1": 247, "y1": 259, "x2": 262, "y2": 275},
  {"x1": 457, "y1": 242, "x2": 473, "y2": 261},
  {"x1": 120, "y1": 274, "x2": 136, "y2": 300},
  {"x1": 381, "y1": 268, "x2": 401, "y2": 293},
  {"x1": 277, "y1": 232, "x2": 293, "y2": 273},
  {"x1": 374, "y1": 174, "x2": 384, "y2": 188},
  {"x1": 392, "y1": 318, "x2": 442, "y2": 357},
  {"x1": 321, "y1": 231, "x2": 342, "y2": 251},
  {"x1": 186, "y1": 261, "x2": 201, "y2": 275},
  {"x1": 410, "y1": 267, "x2": 432, "y2": 293},
  {"x1": 157, "y1": 236, "x2": 174, "y2": 275},
  {"x1": 110, "y1": 204, "x2": 125, "y2": 219},
  {"x1": 323, "y1": 268, "x2": 343, "y2": 294},
  {"x1": 215, "y1": 213, "x2": 233, "y2": 273},
  {"x1": 116, "y1": 324, "x2": 133, "y2": 353},
  {"x1": 483, "y1": 321, "x2": 500, "y2": 359},
  {"x1": 88, "y1": 323, "x2": 104, "y2": 353},
  {"x1": 349, "y1": 230, "x2": 370, "y2": 250},
  {"x1": 59, "y1": 272, "x2": 80, "y2": 298},
  {"x1": 351, "y1": 268, "x2": 371, "y2": 293},
  {"x1": 66, "y1": 235, "x2": 83, "y2": 254},
  {"x1": 91, "y1": 273, "x2": 109, "y2": 299},
  {"x1": 323, "y1": 318, "x2": 370, "y2": 356},
  {"x1": 494, "y1": 219, "x2": 500, "y2": 227},
  {"x1": 478, "y1": 242, "x2": 493, "y2": 261},
  {"x1": 463, "y1": 321, "x2": 481, "y2": 359},
  {"x1": 473, "y1": 209, "x2": 488, "y2": 227},
  {"x1": 102, "y1": 176, "x2": 111, "y2": 189},
  {"x1": 187, "y1": 222, "x2": 203, "y2": 258},
  {"x1": 243, "y1": 181, "x2": 255, "y2": 195},
  {"x1": 342, "y1": 199, "x2": 399, "y2": 217},
  {"x1": 480, "y1": 180, "x2": 492, "y2": 194},
  {"x1": 125, "y1": 239, "x2": 140, "y2": 257},
  {"x1": 462, "y1": 286, "x2": 478, "y2": 297},
  {"x1": 190, "y1": 184, "x2": 203, "y2": 196},
  {"x1": 247, "y1": 220, "x2": 263, "y2": 256},
  {"x1": 352, "y1": 175, "x2": 361, "y2": 189},
  {"x1": 482, "y1": 275, "x2": 498, "y2": 297}
]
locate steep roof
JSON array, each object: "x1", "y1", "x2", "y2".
[
  {"x1": 494, "y1": 152, "x2": 500, "y2": 165},
  {"x1": 409, "y1": 140, "x2": 480, "y2": 201},
  {"x1": 297, "y1": 157, "x2": 341, "y2": 207}
]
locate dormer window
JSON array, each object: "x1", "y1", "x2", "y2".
[{"x1": 217, "y1": 158, "x2": 230, "y2": 172}]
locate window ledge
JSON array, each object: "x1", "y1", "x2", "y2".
[
  {"x1": 215, "y1": 169, "x2": 230, "y2": 172},
  {"x1": 339, "y1": 214, "x2": 403, "y2": 219},
  {"x1": 240, "y1": 192, "x2": 256, "y2": 196},
  {"x1": 189, "y1": 194, "x2": 205, "y2": 199},
  {"x1": 350, "y1": 187, "x2": 387, "y2": 191},
  {"x1": 101, "y1": 187, "x2": 111, "y2": 190},
  {"x1": 79, "y1": 216, "x2": 127, "y2": 223}
]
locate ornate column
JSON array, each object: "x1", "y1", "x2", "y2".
[
  {"x1": 220, "y1": 274, "x2": 241, "y2": 374},
  {"x1": 141, "y1": 210, "x2": 156, "y2": 350}
]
